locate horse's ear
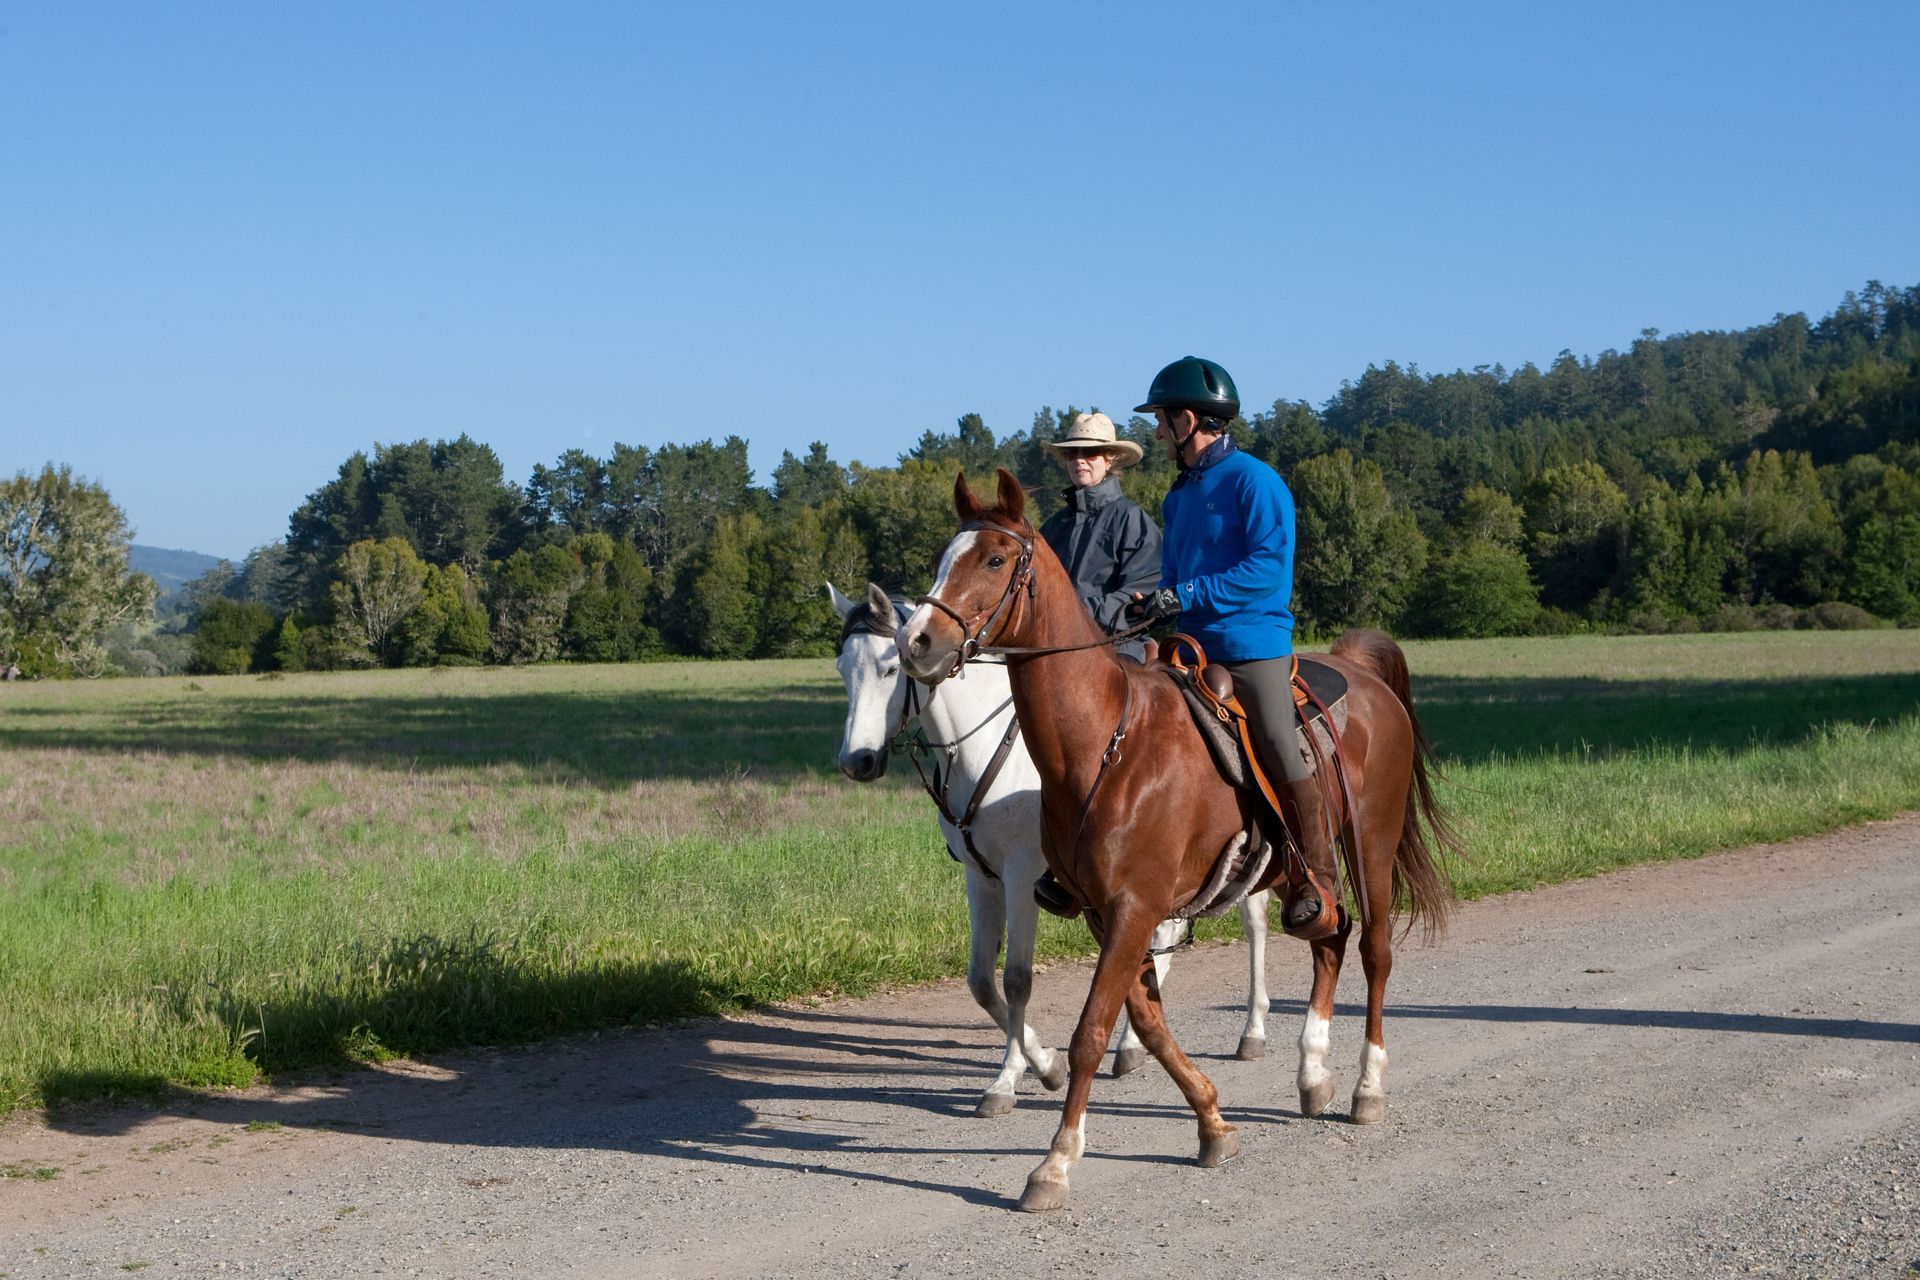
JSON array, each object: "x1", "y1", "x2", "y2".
[
  {"x1": 995, "y1": 468, "x2": 1027, "y2": 524},
  {"x1": 865, "y1": 582, "x2": 893, "y2": 623},
  {"x1": 826, "y1": 582, "x2": 858, "y2": 620},
  {"x1": 954, "y1": 469, "x2": 988, "y2": 520}
]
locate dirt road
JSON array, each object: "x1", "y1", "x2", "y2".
[{"x1": 4, "y1": 816, "x2": 1916, "y2": 1279}]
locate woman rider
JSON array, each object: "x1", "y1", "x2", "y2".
[
  {"x1": 1037, "y1": 412, "x2": 1161, "y2": 664},
  {"x1": 1030, "y1": 412, "x2": 1164, "y2": 917},
  {"x1": 1126, "y1": 356, "x2": 1341, "y2": 941}
]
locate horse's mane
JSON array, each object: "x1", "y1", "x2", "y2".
[{"x1": 836, "y1": 595, "x2": 911, "y2": 653}]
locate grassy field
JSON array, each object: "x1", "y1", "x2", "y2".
[{"x1": 2, "y1": 629, "x2": 1918, "y2": 1114}]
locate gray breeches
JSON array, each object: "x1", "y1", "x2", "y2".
[{"x1": 1221, "y1": 657, "x2": 1311, "y2": 783}]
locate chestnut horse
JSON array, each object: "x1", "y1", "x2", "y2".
[{"x1": 898, "y1": 469, "x2": 1458, "y2": 1213}]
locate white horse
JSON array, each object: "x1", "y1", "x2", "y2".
[{"x1": 828, "y1": 581, "x2": 1272, "y2": 1117}]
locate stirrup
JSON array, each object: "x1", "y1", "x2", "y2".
[
  {"x1": 1282, "y1": 896, "x2": 1347, "y2": 942},
  {"x1": 1033, "y1": 871, "x2": 1082, "y2": 920}
]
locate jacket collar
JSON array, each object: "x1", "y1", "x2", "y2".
[{"x1": 1062, "y1": 474, "x2": 1125, "y2": 512}]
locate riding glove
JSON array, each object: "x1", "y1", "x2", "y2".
[{"x1": 1125, "y1": 587, "x2": 1182, "y2": 625}]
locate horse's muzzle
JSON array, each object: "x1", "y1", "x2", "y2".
[
  {"x1": 897, "y1": 616, "x2": 955, "y2": 683},
  {"x1": 839, "y1": 748, "x2": 888, "y2": 782}
]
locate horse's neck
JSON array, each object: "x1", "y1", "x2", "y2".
[
  {"x1": 916, "y1": 664, "x2": 1014, "y2": 772},
  {"x1": 1000, "y1": 555, "x2": 1132, "y2": 785}
]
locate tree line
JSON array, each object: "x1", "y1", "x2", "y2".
[{"x1": 4, "y1": 281, "x2": 1915, "y2": 678}]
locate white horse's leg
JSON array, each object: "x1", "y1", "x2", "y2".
[
  {"x1": 962, "y1": 864, "x2": 1025, "y2": 1117},
  {"x1": 1235, "y1": 889, "x2": 1271, "y2": 1059},
  {"x1": 1001, "y1": 867, "x2": 1066, "y2": 1093}
]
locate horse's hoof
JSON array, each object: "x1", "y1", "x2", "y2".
[
  {"x1": 1111, "y1": 1046, "x2": 1149, "y2": 1077},
  {"x1": 1234, "y1": 1034, "x2": 1267, "y2": 1061},
  {"x1": 1299, "y1": 1078, "x2": 1335, "y2": 1117},
  {"x1": 1351, "y1": 1092, "x2": 1387, "y2": 1125},
  {"x1": 1197, "y1": 1129, "x2": 1240, "y2": 1168},
  {"x1": 1037, "y1": 1058, "x2": 1068, "y2": 1091},
  {"x1": 1017, "y1": 1177, "x2": 1070, "y2": 1213},
  {"x1": 975, "y1": 1091, "x2": 1016, "y2": 1118}
]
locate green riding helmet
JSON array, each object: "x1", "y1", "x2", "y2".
[{"x1": 1135, "y1": 356, "x2": 1240, "y2": 422}]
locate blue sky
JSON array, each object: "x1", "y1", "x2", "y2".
[{"x1": 3, "y1": 2, "x2": 1917, "y2": 561}]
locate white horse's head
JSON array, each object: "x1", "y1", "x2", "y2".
[{"x1": 828, "y1": 581, "x2": 913, "y2": 782}]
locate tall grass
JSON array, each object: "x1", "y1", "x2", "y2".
[{"x1": 2, "y1": 630, "x2": 1917, "y2": 1113}]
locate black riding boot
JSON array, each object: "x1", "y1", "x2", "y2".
[
  {"x1": 1281, "y1": 775, "x2": 1341, "y2": 940},
  {"x1": 1032, "y1": 870, "x2": 1082, "y2": 920}
]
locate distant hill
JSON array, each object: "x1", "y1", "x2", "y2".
[{"x1": 130, "y1": 545, "x2": 227, "y2": 597}]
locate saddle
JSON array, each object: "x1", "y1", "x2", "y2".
[{"x1": 1159, "y1": 635, "x2": 1350, "y2": 920}]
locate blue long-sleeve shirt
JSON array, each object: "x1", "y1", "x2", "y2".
[{"x1": 1159, "y1": 442, "x2": 1297, "y2": 661}]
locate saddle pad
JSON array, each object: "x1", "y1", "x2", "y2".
[{"x1": 1295, "y1": 656, "x2": 1349, "y2": 727}]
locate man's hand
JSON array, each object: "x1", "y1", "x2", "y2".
[{"x1": 1124, "y1": 587, "x2": 1182, "y2": 625}]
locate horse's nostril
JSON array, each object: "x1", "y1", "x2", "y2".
[{"x1": 909, "y1": 632, "x2": 928, "y2": 654}]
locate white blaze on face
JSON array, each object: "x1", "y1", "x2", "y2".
[{"x1": 928, "y1": 531, "x2": 980, "y2": 600}]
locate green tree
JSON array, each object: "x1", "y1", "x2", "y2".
[
  {"x1": 1291, "y1": 449, "x2": 1428, "y2": 636},
  {"x1": 488, "y1": 543, "x2": 582, "y2": 664},
  {"x1": 679, "y1": 513, "x2": 760, "y2": 658},
  {"x1": 1409, "y1": 540, "x2": 1540, "y2": 638},
  {"x1": 1523, "y1": 461, "x2": 1629, "y2": 613},
  {"x1": 396, "y1": 563, "x2": 491, "y2": 666},
  {"x1": 189, "y1": 599, "x2": 277, "y2": 675},
  {"x1": 840, "y1": 459, "x2": 968, "y2": 596},
  {"x1": 329, "y1": 537, "x2": 430, "y2": 666},
  {"x1": 0, "y1": 465, "x2": 157, "y2": 676},
  {"x1": 272, "y1": 616, "x2": 307, "y2": 672}
]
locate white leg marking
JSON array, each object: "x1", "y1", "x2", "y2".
[
  {"x1": 1242, "y1": 891, "x2": 1270, "y2": 1045},
  {"x1": 1298, "y1": 1009, "x2": 1332, "y2": 1093},
  {"x1": 1356, "y1": 1039, "x2": 1388, "y2": 1095}
]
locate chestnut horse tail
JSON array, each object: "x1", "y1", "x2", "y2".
[{"x1": 1330, "y1": 628, "x2": 1462, "y2": 942}]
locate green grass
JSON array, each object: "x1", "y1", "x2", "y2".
[{"x1": 2, "y1": 630, "x2": 1918, "y2": 1114}]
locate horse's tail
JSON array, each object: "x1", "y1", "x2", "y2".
[{"x1": 1330, "y1": 627, "x2": 1462, "y2": 942}]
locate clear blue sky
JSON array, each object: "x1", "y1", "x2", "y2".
[{"x1": 4, "y1": 2, "x2": 1917, "y2": 561}]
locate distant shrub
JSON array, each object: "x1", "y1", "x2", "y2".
[
  {"x1": 1703, "y1": 604, "x2": 1756, "y2": 632},
  {"x1": 1529, "y1": 607, "x2": 1588, "y2": 636},
  {"x1": 1755, "y1": 603, "x2": 1798, "y2": 630},
  {"x1": 1800, "y1": 602, "x2": 1880, "y2": 630}
]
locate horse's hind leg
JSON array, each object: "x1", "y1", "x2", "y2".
[
  {"x1": 1122, "y1": 957, "x2": 1238, "y2": 1168},
  {"x1": 1350, "y1": 910, "x2": 1392, "y2": 1124},
  {"x1": 1297, "y1": 911, "x2": 1352, "y2": 1118},
  {"x1": 1236, "y1": 889, "x2": 1271, "y2": 1060},
  {"x1": 1113, "y1": 918, "x2": 1185, "y2": 1077}
]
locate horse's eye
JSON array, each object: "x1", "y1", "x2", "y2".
[
  {"x1": 987, "y1": 555, "x2": 1006, "y2": 570},
  {"x1": 882, "y1": 664, "x2": 898, "y2": 677}
]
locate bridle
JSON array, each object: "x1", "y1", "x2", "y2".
[
  {"x1": 840, "y1": 595, "x2": 1019, "y2": 882},
  {"x1": 914, "y1": 517, "x2": 1152, "y2": 680}
]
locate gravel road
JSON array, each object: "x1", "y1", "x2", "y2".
[{"x1": 4, "y1": 815, "x2": 1916, "y2": 1279}]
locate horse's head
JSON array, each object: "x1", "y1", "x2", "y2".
[
  {"x1": 828, "y1": 581, "x2": 912, "y2": 781},
  {"x1": 899, "y1": 469, "x2": 1034, "y2": 684}
]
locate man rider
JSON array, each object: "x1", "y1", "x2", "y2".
[{"x1": 1127, "y1": 356, "x2": 1341, "y2": 940}]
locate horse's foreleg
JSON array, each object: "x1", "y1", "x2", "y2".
[
  {"x1": 961, "y1": 868, "x2": 1025, "y2": 1118},
  {"x1": 1018, "y1": 913, "x2": 1157, "y2": 1214},
  {"x1": 1114, "y1": 918, "x2": 1184, "y2": 1077},
  {"x1": 1121, "y1": 954, "x2": 1237, "y2": 1168},
  {"x1": 1351, "y1": 908, "x2": 1393, "y2": 1124},
  {"x1": 1297, "y1": 910, "x2": 1352, "y2": 1117},
  {"x1": 1235, "y1": 889, "x2": 1271, "y2": 1059}
]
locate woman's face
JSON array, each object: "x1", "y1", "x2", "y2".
[{"x1": 1061, "y1": 450, "x2": 1113, "y2": 489}]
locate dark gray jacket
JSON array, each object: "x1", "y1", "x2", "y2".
[{"x1": 1040, "y1": 476, "x2": 1162, "y2": 657}]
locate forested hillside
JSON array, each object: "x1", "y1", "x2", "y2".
[{"x1": 135, "y1": 281, "x2": 1919, "y2": 675}]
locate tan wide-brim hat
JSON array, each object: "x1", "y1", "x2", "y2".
[{"x1": 1043, "y1": 411, "x2": 1144, "y2": 467}]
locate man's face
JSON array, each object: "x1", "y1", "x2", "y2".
[
  {"x1": 1153, "y1": 409, "x2": 1190, "y2": 464},
  {"x1": 1060, "y1": 450, "x2": 1112, "y2": 489}
]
